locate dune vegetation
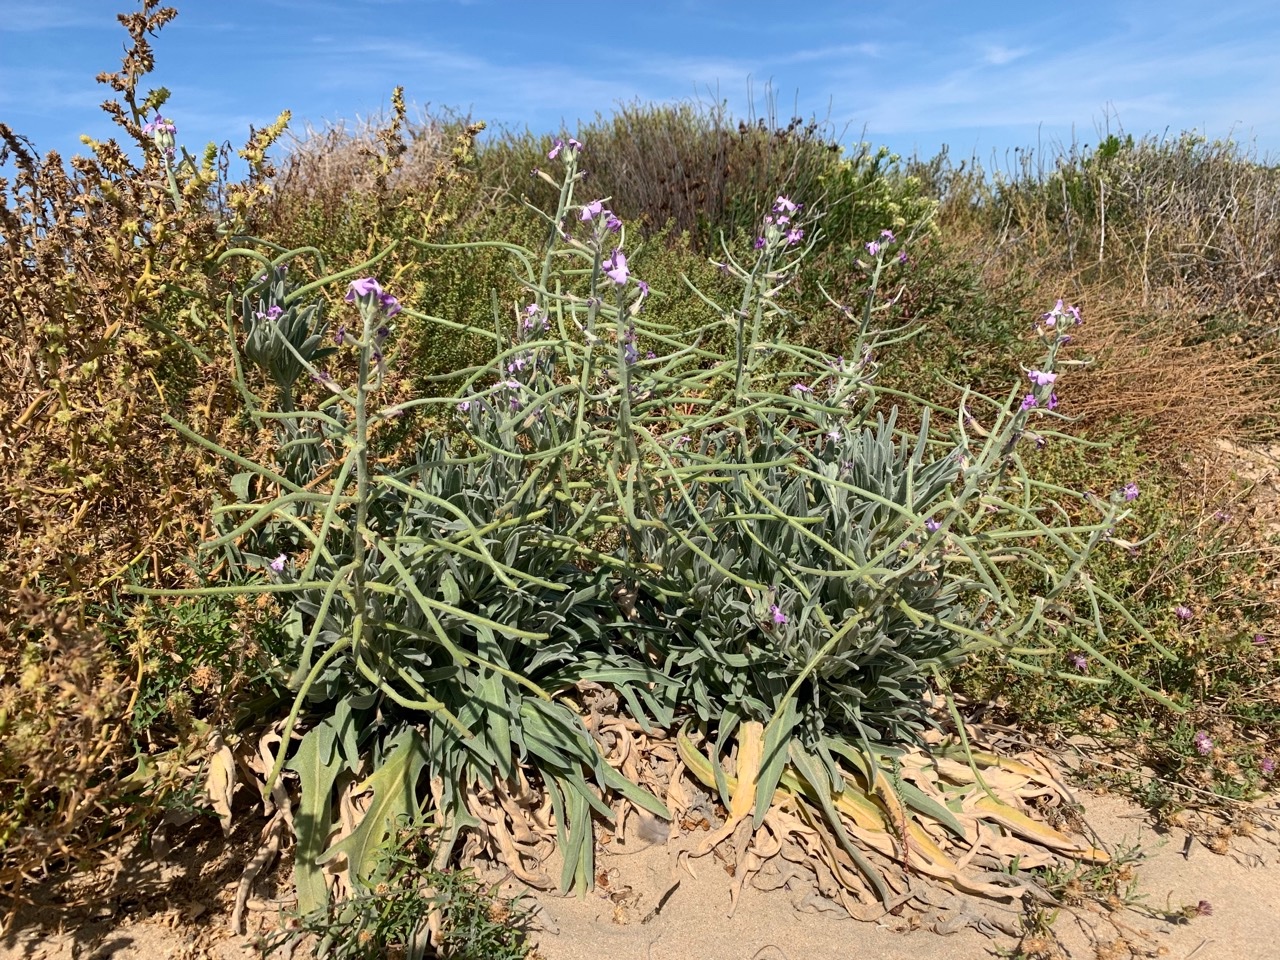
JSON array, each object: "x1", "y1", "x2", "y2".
[{"x1": 2, "y1": 3, "x2": 1276, "y2": 956}]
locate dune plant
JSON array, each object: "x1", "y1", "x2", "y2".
[{"x1": 132, "y1": 129, "x2": 1175, "y2": 933}]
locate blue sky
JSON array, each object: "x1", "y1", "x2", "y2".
[{"x1": 3, "y1": 0, "x2": 1278, "y2": 172}]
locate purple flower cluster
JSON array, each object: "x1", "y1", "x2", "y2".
[
  {"x1": 143, "y1": 113, "x2": 177, "y2": 156},
  {"x1": 344, "y1": 277, "x2": 401, "y2": 317},
  {"x1": 580, "y1": 198, "x2": 623, "y2": 232},
  {"x1": 1193, "y1": 730, "x2": 1213, "y2": 755},
  {"x1": 522, "y1": 303, "x2": 550, "y2": 334},
  {"x1": 752, "y1": 195, "x2": 807, "y2": 250},
  {"x1": 547, "y1": 136, "x2": 583, "y2": 160}
]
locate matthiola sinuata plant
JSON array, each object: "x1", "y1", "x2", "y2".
[{"x1": 133, "y1": 132, "x2": 1174, "y2": 922}]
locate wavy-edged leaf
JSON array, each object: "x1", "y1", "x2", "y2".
[{"x1": 316, "y1": 728, "x2": 427, "y2": 888}]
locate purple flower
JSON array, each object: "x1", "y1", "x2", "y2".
[
  {"x1": 603, "y1": 249, "x2": 629, "y2": 284},
  {"x1": 547, "y1": 138, "x2": 564, "y2": 160},
  {"x1": 1071, "y1": 653, "x2": 1088, "y2": 672},
  {"x1": 335, "y1": 325, "x2": 346, "y2": 346},
  {"x1": 1067, "y1": 304, "x2": 1083, "y2": 325},
  {"x1": 270, "y1": 553, "x2": 287, "y2": 573},
  {"x1": 580, "y1": 199, "x2": 604, "y2": 221},
  {"x1": 1262, "y1": 757, "x2": 1275, "y2": 776},
  {"x1": 826, "y1": 427, "x2": 842, "y2": 442},
  {"x1": 635, "y1": 279, "x2": 650, "y2": 311},
  {"x1": 785, "y1": 228, "x2": 804, "y2": 245},
  {"x1": 143, "y1": 114, "x2": 177, "y2": 155},
  {"x1": 378, "y1": 292, "x2": 402, "y2": 317},
  {"x1": 507, "y1": 354, "x2": 529, "y2": 373},
  {"x1": 1019, "y1": 394, "x2": 1038, "y2": 411},
  {"x1": 568, "y1": 137, "x2": 583, "y2": 151},
  {"x1": 673, "y1": 435, "x2": 691, "y2": 448},
  {"x1": 925, "y1": 519, "x2": 941, "y2": 533},
  {"x1": 457, "y1": 400, "x2": 472, "y2": 413},
  {"x1": 1254, "y1": 634, "x2": 1269, "y2": 645},
  {"x1": 1027, "y1": 369, "x2": 1057, "y2": 387},
  {"x1": 142, "y1": 115, "x2": 176, "y2": 137},
  {"x1": 1046, "y1": 392, "x2": 1059, "y2": 411},
  {"x1": 375, "y1": 324, "x2": 390, "y2": 342},
  {"x1": 769, "y1": 604, "x2": 788, "y2": 625},
  {"x1": 898, "y1": 250, "x2": 909, "y2": 265},
  {"x1": 604, "y1": 211, "x2": 623, "y2": 232},
  {"x1": 880, "y1": 229, "x2": 896, "y2": 242},
  {"x1": 1196, "y1": 900, "x2": 1213, "y2": 917},
  {"x1": 1193, "y1": 730, "x2": 1213, "y2": 755},
  {"x1": 866, "y1": 240, "x2": 881, "y2": 256},
  {"x1": 1123, "y1": 482, "x2": 1140, "y2": 501},
  {"x1": 623, "y1": 341, "x2": 639, "y2": 366},
  {"x1": 753, "y1": 236, "x2": 766, "y2": 250},
  {"x1": 773, "y1": 195, "x2": 799, "y2": 215},
  {"x1": 1175, "y1": 605, "x2": 1193, "y2": 621},
  {"x1": 791, "y1": 382, "x2": 813, "y2": 395},
  {"x1": 345, "y1": 277, "x2": 383, "y2": 301}
]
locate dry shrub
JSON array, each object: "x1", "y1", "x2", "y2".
[
  {"x1": 479, "y1": 96, "x2": 855, "y2": 248},
  {"x1": 1061, "y1": 286, "x2": 1279, "y2": 453},
  {"x1": 930, "y1": 132, "x2": 1280, "y2": 322},
  {"x1": 258, "y1": 91, "x2": 489, "y2": 261},
  {"x1": 0, "y1": 1, "x2": 287, "y2": 892},
  {"x1": 0, "y1": 591, "x2": 130, "y2": 897}
]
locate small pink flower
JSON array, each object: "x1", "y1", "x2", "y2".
[
  {"x1": 270, "y1": 553, "x2": 287, "y2": 573},
  {"x1": 769, "y1": 604, "x2": 787, "y2": 625},
  {"x1": 1175, "y1": 605, "x2": 1193, "y2": 621}
]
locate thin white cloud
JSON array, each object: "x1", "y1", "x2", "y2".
[
  {"x1": 981, "y1": 44, "x2": 1029, "y2": 67},
  {"x1": 0, "y1": 1, "x2": 104, "y2": 31}
]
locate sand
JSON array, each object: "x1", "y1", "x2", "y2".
[{"x1": 4, "y1": 789, "x2": 1277, "y2": 960}]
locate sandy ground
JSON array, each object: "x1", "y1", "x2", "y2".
[
  {"x1": 525, "y1": 791, "x2": 1280, "y2": 960},
  {"x1": 4, "y1": 787, "x2": 1277, "y2": 960}
]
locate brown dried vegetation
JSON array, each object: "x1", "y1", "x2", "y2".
[{"x1": 0, "y1": 1, "x2": 286, "y2": 894}]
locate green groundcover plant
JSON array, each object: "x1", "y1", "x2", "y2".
[{"x1": 130, "y1": 134, "x2": 1172, "y2": 943}]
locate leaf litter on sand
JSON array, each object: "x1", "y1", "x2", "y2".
[
  {"x1": 380, "y1": 686, "x2": 1114, "y2": 941},
  {"x1": 213, "y1": 684, "x2": 1120, "y2": 944}
]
